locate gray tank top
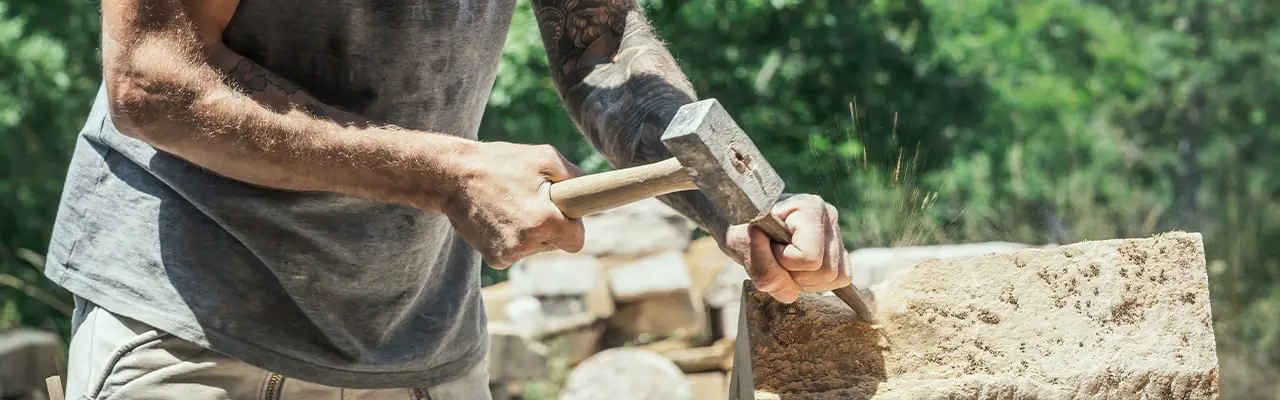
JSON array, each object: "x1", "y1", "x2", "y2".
[{"x1": 44, "y1": 0, "x2": 516, "y2": 388}]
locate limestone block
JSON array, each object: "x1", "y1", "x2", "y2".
[
  {"x1": 660, "y1": 338, "x2": 736, "y2": 373},
  {"x1": 732, "y1": 232, "x2": 1220, "y2": 399},
  {"x1": 687, "y1": 372, "x2": 729, "y2": 400},
  {"x1": 509, "y1": 251, "x2": 602, "y2": 296},
  {"x1": 503, "y1": 295, "x2": 543, "y2": 336},
  {"x1": 537, "y1": 295, "x2": 598, "y2": 336},
  {"x1": 486, "y1": 323, "x2": 549, "y2": 382},
  {"x1": 685, "y1": 237, "x2": 732, "y2": 300},
  {"x1": 561, "y1": 348, "x2": 694, "y2": 400},
  {"x1": 585, "y1": 265, "x2": 616, "y2": 319},
  {"x1": 608, "y1": 292, "x2": 704, "y2": 340},
  {"x1": 610, "y1": 250, "x2": 693, "y2": 302},
  {"x1": 482, "y1": 282, "x2": 514, "y2": 323},
  {"x1": 544, "y1": 323, "x2": 606, "y2": 366},
  {"x1": 0, "y1": 329, "x2": 62, "y2": 398},
  {"x1": 706, "y1": 263, "x2": 750, "y2": 340},
  {"x1": 715, "y1": 302, "x2": 741, "y2": 340},
  {"x1": 581, "y1": 198, "x2": 693, "y2": 257},
  {"x1": 704, "y1": 262, "x2": 750, "y2": 309},
  {"x1": 847, "y1": 241, "x2": 1032, "y2": 288}
]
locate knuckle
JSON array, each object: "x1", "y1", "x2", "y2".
[
  {"x1": 822, "y1": 263, "x2": 840, "y2": 282},
  {"x1": 799, "y1": 250, "x2": 824, "y2": 266},
  {"x1": 798, "y1": 193, "x2": 824, "y2": 204},
  {"x1": 538, "y1": 144, "x2": 562, "y2": 161}
]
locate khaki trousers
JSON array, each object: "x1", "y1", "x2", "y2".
[{"x1": 64, "y1": 298, "x2": 491, "y2": 400}]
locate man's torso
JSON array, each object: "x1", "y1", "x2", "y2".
[{"x1": 45, "y1": 0, "x2": 516, "y2": 388}]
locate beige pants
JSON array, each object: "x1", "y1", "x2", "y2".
[{"x1": 64, "y1": 298, "x2": 491, "y2": 400}]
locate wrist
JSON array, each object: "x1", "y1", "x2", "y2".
[{"x1": 324, "y1": 126, "x2": 479, "y2": 212}]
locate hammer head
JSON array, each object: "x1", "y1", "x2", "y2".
[{"x1": 661, "y1": 99, "x2": 785, "y2": 225}]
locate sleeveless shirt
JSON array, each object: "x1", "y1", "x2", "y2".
[{"x1": 44, "y1": 0, "x2": 517, "y2": 388}]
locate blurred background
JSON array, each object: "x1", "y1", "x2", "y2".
[{"x1": 1, "y1": 0, "x2": 1276, "y2": 398}]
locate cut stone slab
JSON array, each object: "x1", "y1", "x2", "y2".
[
  {"x1": 561, "y1": 348, "x2": 694, "y2": 400},
  {"x1": 503, "y1": 295, "x2": 543, "y2": 336},
  {"x1": 585, "y1": 264, "x2": 617, "y2": 319},
  {"x1": 686, "y1": 236, "x2": 732, "y2": 299},
  {"x1": 713, "y1": 299, "x2": 742, "y2": 340},
  {"x1": 704, "y1": 261, "x2": 750, "y2": 309},
  {"x1": 688, "y1": 371, "x2": 729, "y2": 400},
  {"x1": 610, "y1": 250, "x2": 693, "y2": 302},
  {"x1": 706, "y1": 262, "x2": 750, "y2": 340},
  {"x1": 485, "y1": 323, "x2": 549, "y2": 382},
  {"x1": 847, "y1": 241, "x2": 1033, "y2": 288},
  {"x1": 536, "y1": 295, "x2": 598, "y2": 336},
  {"x1": 733, "y1": 232, "x2": 1220, "y2": 399},
  {"x1": 509, "y1": 251, "x2": 602, "y2": 296},
  {"x1": 544, "y1": 323, "x2": 606, "y2": 366},
  {"x1": 660, "y1": 338, "x2": 736, "y2": 373},
  {"x1": 482, "y1": 282, "x2": 514, "y2": 323},
  {"x1": 581, "y1": 198, "x2": 694, "y2": 257},
  {"x1": 607, "y1": 291, "x2": 704, "y2": 341},
  {"x1": 0, "y1": 329, "x2": 62, "y2": 398}
]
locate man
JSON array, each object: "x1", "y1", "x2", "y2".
[{"x1": 46, "y1": 0, "x2": 854, "y2": 398}]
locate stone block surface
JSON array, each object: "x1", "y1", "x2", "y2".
[
  {"x1": 485, "y1": 323, "x2": 549, "y2": 382},
  {"x1": 509, "y1": 251, "x2": 601, "y2": 296},
  {"x1": 661, "y1": 338, "x2": 736, "y2": 373},
  {"x1": 561, "y1": 348, "x2": 694, "y2": 400},
  {"x1": 733, "y1": 232, "x2": 1220, "y2": 399},
  {"x1": 688, "y1": 372, "x2": 729, "y2": 400},
  {"x1": 610, "y1": 250, "x2": 693, "y2": 302},
  {"x1": 847, "y1": 241, "x2": 1033, "y2": 288},
  {"x1": 482, "y1": 282, "x2": 514, "y2": 323},
  {"x1": 536, "y1": 295, "x2": 598, "y2": 336},
  {"x1": 581, "y1": 198, "x2": 693, "y2": 257},
  {"x1": 607, "y1": 292, "x2": 704, "y2": 340}
]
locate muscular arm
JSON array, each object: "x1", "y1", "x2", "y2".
[
  {"x1": 102, "y1": 0, "x2": 472, "y2": 211},
  {"x1": 532, "y1": 0, "x2": 732, "y2": 241}
]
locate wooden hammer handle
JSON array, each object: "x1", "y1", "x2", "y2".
[
  {"x1": 753, "y1": 211, "x2": 879, "y2": 324},
  {"x1": 549, "y1": 158, "x2": 698, "y2": 219}
]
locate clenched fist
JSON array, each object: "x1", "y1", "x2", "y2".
[
  {"x1": 443, "y1": 142, "x2": 586, "y2": 268},
  {"x1": 721, "y1": 194, "x2": 853, "y2": 303}
]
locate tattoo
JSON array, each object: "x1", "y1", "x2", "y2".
[
  {"x1": 227, "y1": 59, "x2": 302, "y2": 95},
  {"x1": 532, "y1": 0, "x2": 730, "y2": 238}
]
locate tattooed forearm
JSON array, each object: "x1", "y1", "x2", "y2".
[{"x1": 532, "y1": 0, "x2": 731, "y2": 239}]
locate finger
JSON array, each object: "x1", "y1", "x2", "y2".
[
  {"x1": 742, "y1": 225, "x2": 801, "y2": 303},
  {"x1": 539, "y1": 144, "x2": 583, "y2": 182},
  {"x1": 825, "y1": 205, "x2": 852, "y2": 286},
  {"x1": 771, "y1": 202, "x2": 826, "y2": 272},
  {"x1": 800, "y1": 207, "x2": 853, "y2": 292},
  {"x1": 537, "y1": 181, "x2": 586, "y2": 253}
]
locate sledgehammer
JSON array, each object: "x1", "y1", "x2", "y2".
[{"x1": 548, "y1": 98, "x2": 877, "y2": 325}]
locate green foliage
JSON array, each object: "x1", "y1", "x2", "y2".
[
  {"x1": 1, "y1": 0, "x2": 1277, "y2": 397},
  {"x1": 0, "y1": 0, "x2": 99, "y2": 338}
]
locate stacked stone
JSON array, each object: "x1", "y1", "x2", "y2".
[{"x1": 481, "y1": 198, "x2": 744, "y2": 399}]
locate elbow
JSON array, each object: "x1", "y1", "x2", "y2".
[
  {"x1": 105, "y1": 75, "x2": 173, "y2": 144},
  {"x1": 103, "y1": 61, "x2": 205, "y2": 148}
]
